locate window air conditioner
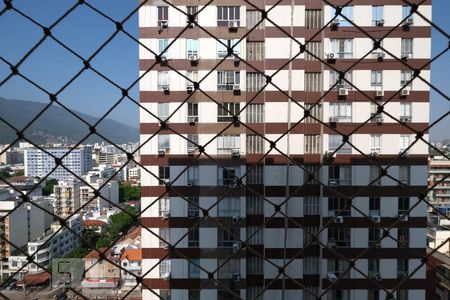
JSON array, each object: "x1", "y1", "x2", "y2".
[
  {"x1": 232, "y1": 273, "x2": 241, "y2": 282},
  {"x1": 404, "y1": 18, "x2": 414, "y2": 27},
  {"x1": 162, "y1": 212, "x2": 170, "y2": 220},
  {"x1": 164, "y1": 272, "x2": 171, "y2": 281},
  {"x1": 228, "y1": 21, "x2": 238, "y2": 29},
  {"x1": 334, "y1": 216, "x2": 344, "y2": 224},
  {"x1": 327, "y1": 272, "x2": 338, "y2": 282},
  {"x1": 231, "y1": 149, "x2": 240, "y2": 158},
  {"x1": 158, "y1": 149, "x2": 166, "y2": 156},
  {"x1": 160, "y1": 21, "x2": 168, "y2": 29},
  {"x1": 400, "y1": 116, "x2": 411, "y2": 123},
  {"x1": 188, "y1": 116, "x2": 197, "y2": 124},
  {"x1": 371, "y1": 215, "x2": 381, "y2": 223},
  {"x1": 400, "y1": 89, "x2": 410, "y2": 97},
  {"x1": 376, "y1": 19, "x2": 385, "y2": 26},
  {"x1": 233, "y1": 84, "x2": 241, "y2": 91},
  {"x1": 232, "y1": 243, "x2": 240, "y2": 253},
  {"x1": 338, "y1": 88, "x2": 349, "y2": 96},
  {"x1": 375, "y1": 90, "x2": 384, "y2": 97}
]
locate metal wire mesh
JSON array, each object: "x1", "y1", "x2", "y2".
[{"x1": 0, "y1": 0, "x2": 449, "y2": 299}]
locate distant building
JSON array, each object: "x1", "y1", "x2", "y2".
[
  {"x1": 0, "y1": 176, "x2": 42, "y2": 198},
  {"x1": 27, "y1": 215, "x2": 82, "y2": 273},
  {"x1": 128, "y1": 167, "x2": 141, "y2": 180},
  {"x1": 428, "y1": 158, "x2": 450, "y2": 206},
  {"x1": 97, "y1": 152, "x2": 116, "y2": 165},
  {"x1": 81, "y1": 248, "x2": 120, "y2": 289},
  {"x1": 427, "y1": 248, "x2": 450, "y2": 299},
  {"x1": 24, "y1": 145, "x2": 93, "y2": 181},
  {"x1": 82, "y1": 219, "x2": 107, "y2": 234},
  {"x1": 120, "y1": 249, "x2": 142, "y2": 290},
  {"x1": 79, "y1": 179, "x2": 119, "y2": 213},
  {"x1": 53, "y1": 181, "x2": 81, "y2": 218}
]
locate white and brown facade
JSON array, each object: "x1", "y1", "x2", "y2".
[{"x1": 139, "y1": 1, "x2": 431, "y2": 299}]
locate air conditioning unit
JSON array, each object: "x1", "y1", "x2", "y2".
[
  {"x1": 404, "y1": 18, "x2": 414, "y2": 27},
  {"x1": 231, "y1": 149, "x2": 240, "y2": 158},
  {"x1": 232, "y1": 243, "x2": 240, "y2": 253},
  {"x1": 399, "y1": 214, "x2": 409, "y2": 222},
  {"x1": 232, "y1": 273, "x2": 241, "y2": 282},
  {"x1": 326, "y1": 53, "x2": 336, "y2": 63},
  {"x1": 327, "y1": 272, "x2": 338, "y2": 282},
  {"x1": 373, "y1": 116, "x2": 383, "y2": 123},
  {"x1": 375, "y1": 90, "x2": 384, "y2": 97},
  {"x1": 163, "y1": 272, "x2": 171, "y2": 281},
  {"x1": 372, "y1": 273, "x2": 382, "y2": 281},
  {"x1": 376, "y1": 19, "x2": 385, "y2": 26},
  {"x1": 163, "y1": 243, "x2": 170, "y2": 250},
  {"x1": 188, "y1": 116, "x2": 197, "y2": 124},
  {"x1": 188, "y1": 54, "x2": 198, "y2": 61},
  {"x1": 162, "y1": 85, "x2": 170, "y2": 93},
  {"x1": 160, "y1": 21, "x2": 168, "y2": 29},
  {"x1": 329, "y1": 116, "x2": 340, "y2": 122},
  {"x1": 400, "y1": 116, "x2": 411, "y2": 123},
  {"x1": 187, "y1": 180, "x2": 194, "y2": 187},
  {"x1": 187, "y1": 149, "x2": 195, "y2": 156},
  {"x1": 334, "y1": 216, "x2": 344, "y2": 224},
  {"x1": 331, "y1": 19, "x2": 340, "y2": 27},
  {"x1": 158, "y1": 149, "x2": 166, "y2": 156},
  {"x1": 162, "y1": 212, "x2": 170, "y2": 220},
  {"x1": 328, "y1": 241, "x2": 337, "y2": 248},
  {"x1": 228, "y1": 21, "x2": 238, "y2": 29},
  {"x1": 232, "y1": 215, "x2": 241, "y2": 224},
  {"x1": 401, "y1": 53, "x2": 410, "y2": 60},
  {"x1": 329, "y1": 180, "x2": 339, "y2": 187},
  {"x1": 374, "y1": 243, "x2": 381, "y2": 249},
  {"x1": 338, "y1": 88, "x2": 349, "y2": 96},
  {"x1": 369, "y1": 151, "x2": 378, "y2": 158},
  {"x1": 188, "y1": 210, "x2": 198, "y2": 219},
  {"x1": 186, "y1": 85, "x2": 194, "y2": 93},
  {"x1": 377, "y1": 52, "x2": 386, "y2": 60},
  {"x1": 371, "y1": 215, "x2": 381, "y2": 223},
  {"x1": 400, "y1": 89, "x2": 410, "y2": 96},
  {"x1": 233, "y1": 84, "x2": 241, "y2": 91},
  {"x1": 398, "y1": 272, "x2": 408, "y2": 279}
]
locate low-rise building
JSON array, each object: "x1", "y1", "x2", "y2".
[
  {"x1": 81, "y1": 248, "x2": 120, "y2": 289},
  {"x1": 79, "y1": 179, "x2": 119, "y2": 213},
  {"x1": 120, "y1": 249, "x2": 142, "y2": 290},
  {"x1": 27, "y1": 215, "x2": 82, "y2": 273}
]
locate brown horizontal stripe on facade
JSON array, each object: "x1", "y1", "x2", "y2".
[
  {"x1": 141, "y1": 185, "x2": 427, "y2": 198},
  {"x1": 140, "y1": 122, "x2": 429, "y2": 135},
  {"x1": 139, "y1": 58, "x2": 430, "y2": 72},
  {"x1": 139, "y1": 90, "x2": 430, "y2": 103},
  {"x1": 139, "y1": 26, "x2": 431, "y2": 39},
  {"x1": 140, "y1": 154, "x2": 429, "y2": 166},
  {"x1": 322, "y1": 217, "x2": 427, "y2": 228},
  {"x1": 322, "y1": 278, "x2": 427, "y2": 290},
  {"x1": 141, "y1": 278, "x2": 246, "y2": 290},
  {"x1": 322, "y1": 247, "x2": 426, "y2": 259}
]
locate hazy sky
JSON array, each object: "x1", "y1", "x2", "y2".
[{"x1": 0, "y1": 1, "x2": 448, "y2": 141}]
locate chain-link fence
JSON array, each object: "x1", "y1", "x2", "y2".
[{"x1": 0, "y1": 0, "x2": 449, "y2": 299}]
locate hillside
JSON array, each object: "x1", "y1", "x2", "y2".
[{"x1": 0, "y1": 97, "x2": 139, "y2": 145}]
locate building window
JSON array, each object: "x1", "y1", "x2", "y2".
[
  {"x1": 372, "y1": 6, "x2": 384, "y2": 26},
  {"x1": 399, "y1": 135, "x2": 411, "y2": 153},
  {"x1": 328, "y1": 197, "x2": 351, "y2": 216},
  {"x1": 369, "y1": 167, "x2": 382, "y2": 186},
  {"x1": 369, "y1": 197, "x2": 381, "y2": 215},
  {"x1": 246, "y1": 164, "x2": 264, "y2": 184},
  {"x1": 327, "y1": 259, "x2": 350, "y2": 277},
  {"x1": 330, "y1": 39, "x2": 353, "y2": 58},
  {"x1": 217, "y1": 135, "x2": 240, "y2": 154},
  {"x1": 370, "y1": 135, "x2": 381, "y2": 153},
  {"x1": 158, "y1": 135, "x2": 170, "y2": 150},
  {"x1": 246, "y1": 135, "x2": 264, "y2": 154},
  {"x1": 159, "y1": 228, "x2": 170, "y2": 247},
  {"x1": 157, "y1": 72, "x2": 170, "y2": 91},
  {"x1": 217, "y1": 39, "x2": 241, "y2": 59},
  {"x1": 402, "y1": 5, "x2": 413, "y2": 22},
  {"x1": 305, "y1": 42, "x2": 321, "y2": 61},
  {"x1": 401, "y1": 38, "x2": 413, "y2": 58},
  {"x1": 247, "y1": 196, "x2": 263, "y2": 215},
  {"x1": 368, "y1": 259, "x2": 380, "y2": 277},
  {"x1": 303, "y1": 165, "x2": 319, "y2": 184},
  {"x1": 246, "y1": 72, "x2": 265, "y2": 92},
  {"x1": 399, "y1": 166, "x2": 411, "y2": 185},
  {"x1": 218, "y1": 228, "x2": 240, "y2": 247},
  {"x1": 304, "y1": 287, "x2": 320, "y2": 300},
  {"x1": 218, "y1": 290, "x2": 241, "y2": 300},
  {"x1": 188, "y1": 258, "x2": 200, "y2": 278},
  {"x1": 187, "y1": 166, "x2": 199, "y2": 186},
  {"x1": 158, "y1": 166, "x2": 170, "y2": 184},
  {"x1": 329, "y1": 71, "x2": 353, "y2": 89},
  {"x1": 304, "y1": 134, "x2": 321, "y2": 154},
  {"x1": 246, "y1": 42, "x2": 265, "y2": 61},
  {"x1": 188, "y1": 290, "x2": 200, "y2": 300},
  {"x1": 158, "y1": 39, "x2": 169, "y2": 59},
  {"x1": 217, "y1": 71, "x2": 240, "y2": 90},
  {"x1": 368, "y1": 228, "x2": 381, "y2": 247},
  {"x1": 328, "y1": 134, "x2": 352, "y2": 154},
  {"x1": 187, "y1": 197, "x2": 200, "y2": 218},
  {"x1": 397, "y1": 289, "x2": 408, "y2": 300},
  {"x1": 303, "y1": 256, "x2": 319, "y2": 275},
  {"x1": 247, "y1": 255, "x2": 263, "y2": 274},
  {"x1": 247, "y1": 226, "x2": 263, "y2": 245},
  {"x1": 305, "y1": 9, "x2": 322, "y2": 29},
  {"x1": 218, "y1": 197, "x2": 240, "y2": 217},
  {"x1": 329, "y1": 103, "x2": 352, "y2": 122},
  {"x1": 397, "y1": 259, "x2": 409, "y2": 277},
  {"x1": 160, "y1": 290, "x2": 171, "y2": 300},
  {"x1": 400, "y1": 103, "x2": 412, "y2": 118},
  {"x1": 246, "y1": 10, "x2": 264, "y2": 29},
  {"x1": 304, "y1": 227, "x2": 319, "y2": 247},
  {"x1": 329, "y1": 166, "x2": 352, "y2": 186},
  {"x1": 187, "y1": 103, "x2": 198, "y2": 122},
  {"x1": 328, "y1": 228, "x2": 351, "y2": 248},
  {"x1": 330, "y1": 5, "x2": 353, "y2": 26},
  {"x1": 305, "y1": 73, "x2": 322, "y2": 92},
  {"x1": 218, "y1": 102, "x2": 240, "y2": 122},
  {"x1": 217, "y1": 166, "x2": 240, "y2": 185},
  {"x1": 217, "y1": 258, "x2": 240, "y2": 279},
  {"x1": 217, "y1": 6, "x2": 240, "y2": 26},
  {"x1": 159, "y1": 259, "x2": 171, "y2": 278},
  {"x1": 187, "y1": 6, "x2": 198, "y2": 22},
  {"x1": 398, "y1": 197, "x2": 410, "y2": 215},
  {"x1": 304, "y1": 196, "x2": 320, "y2": 215},
  {"x1": 371, "y1": 70, "x2": 383, "y2": 86},
  {"x1": 188, "y1": 227, "x2": 200, "y2": 247},
  {"x1": 398, "y1": 228, "x2": 409, "y2": 248},
  {"x1": 187, "y1": 134, "x2": 199, "y2": 152},
  {"x1": 157, "y1": 6, "x2": 169, "y2": 26},
  {"x1": 158, "y1": 198, "x2": 170, "y2": 216},
  {"x1": 400, "y1": 70, "x2": 413, "y2": 88},
  {"x1": 187, "y1": 39, "x2": 199, "y2": 57},
  {"x1": 186, "y1": 71, "x2": 198, "y2": 88},
  {"x1": 304, "y1": 103, "x2": 322, "y2": 123},
  {"x1": 246, "y1": 104, "x2": 264, "y2": 123}
]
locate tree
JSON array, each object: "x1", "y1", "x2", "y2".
[
  {"x1": 65, "y1": 247, "x2": 90, "y2": 259},
  {"x1": 0, "y1": 167, "x2": 12, "y2": 179},
  {"x1": 42, "y1": 179, "x2": 58, "y2": 196},
  {"x1": 94, "y1": 205, "x2": 137, "y2": 248},
  {"x1": 119, "y1": 183, "x2": 140, "y2": 202}
]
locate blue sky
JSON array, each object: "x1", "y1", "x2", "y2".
[{"x1": 0, "y1": 1, "x2": 448, "y2": 141}]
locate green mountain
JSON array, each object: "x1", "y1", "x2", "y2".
[{"x1": 0, "y1": 97, "x2": 139, "y2": 145}]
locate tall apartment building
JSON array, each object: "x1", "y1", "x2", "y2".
[
  {"x1": 428, "y1": 158, "x2": 450, "y2": 207},
  {"x1": 139, "y1": 2, "x2": 431, "y2": 300},
  {"x1": 53, "y1": 180, "x2": 81, "y2": 218},
  {"x1": 24, "y1": 145, "x2": 93, "y2": 181},
  {"x1": 79, "y1": 178, "x2": 119, "y2": 213}
]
